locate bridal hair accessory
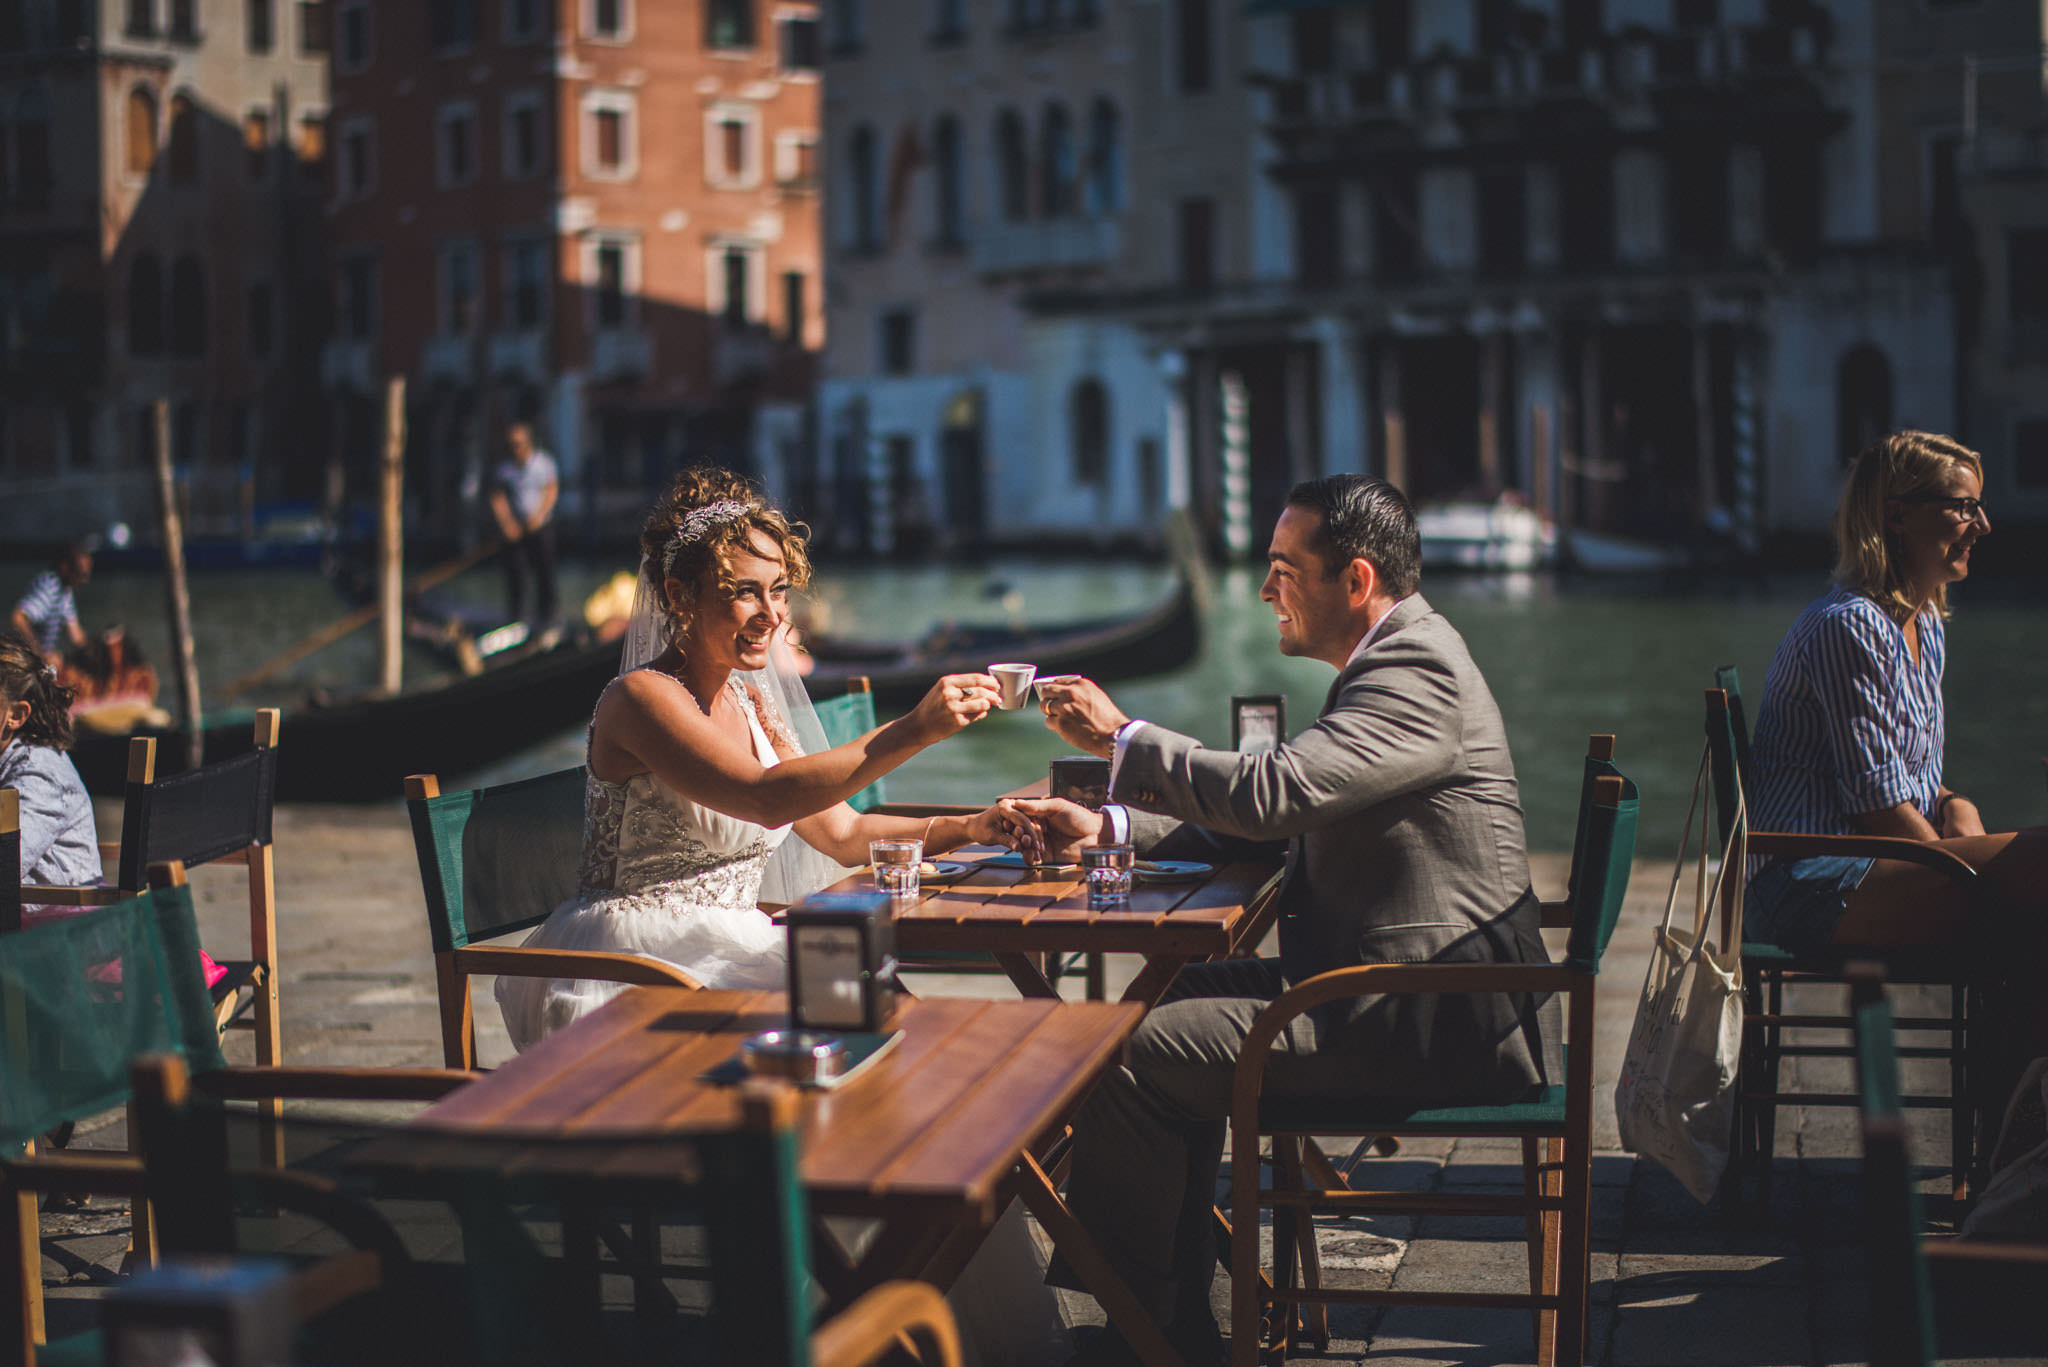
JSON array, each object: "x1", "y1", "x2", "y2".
[{"x1": 661, "y1": 500, "x2": 753, "y2": 578}]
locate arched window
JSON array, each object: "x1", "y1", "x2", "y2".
[
  {"x1": 15, "y1": 90, "x2": 50, "y2": 201},
  {"x1": 170, "y1": 254, "x2": 207, "y2": 355},
  {"x1": 994, "y1": 108, "x2": 1026, "y2": 223},
  {"x1": 127, "y1": 254, "x2": 163, "y2": 356},
  {"x1": 126, "y1": 85, "x2": 159, "y2": 176},
  {"x1": 1039, "y1": 102, "x2": 1073, "y2": 218},
  {"x1": 167, "y1": 93, "x2": 198, "y2": 183},
  {"x1": 1085, "y1": 98, "x2": 1120, "y2": 216},
  {"x1": 848, "y1": 122, "x2": 878, "y2": 252},
  {"x1": 932, "y1": 114, "x2": 964, "y2": 246},
  {"x1": 1835, "y1": 344, "x2": 1892, "y2": 468},
  {"x1": 1070, "y1": 377, "x2": 1108, "y2": 485}
]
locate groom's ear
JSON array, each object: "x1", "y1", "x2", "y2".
[{"x1": 1344, "y1": 556, "x2": 1377, "y2": 608}]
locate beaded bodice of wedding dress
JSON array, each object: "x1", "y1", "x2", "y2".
[{"x1": 495, "y1": 672, "x2": 792, "y2": 1052}]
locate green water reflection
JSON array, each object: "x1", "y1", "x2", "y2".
[{"x1": 18, "y1": 556, "x2": 2043, "y2": 855}]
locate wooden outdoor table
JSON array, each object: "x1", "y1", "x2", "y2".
[
  {"x1": 347, "y1": 988, "x2": 1195, "y2": 1363},
  {"x1": 837, "y1": 850, "x2": 1285, "y2": 1008}
]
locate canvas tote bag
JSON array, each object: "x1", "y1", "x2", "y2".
[{"x1": 1616, "y1": 743, "x2": 1748, "y2": 1202}]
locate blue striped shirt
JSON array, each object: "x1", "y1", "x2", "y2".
[
  {"x1": 1748, "y1": 586, "x2": 1945, "y2": 836},
  {"x1": 12, "y1": 571, "x2": 76, "y2": 655}
]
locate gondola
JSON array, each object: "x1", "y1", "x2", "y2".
[{"x1": 66, "y1": 570, "x2": 1201, "y2": 803}]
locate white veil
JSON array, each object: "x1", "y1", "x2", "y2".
[{"x1": 618, "y1": 563, "x2": 856, "y2": 906}]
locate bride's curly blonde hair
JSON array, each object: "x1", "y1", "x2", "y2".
[{"x1": 640, "y1": 467, "x2": 812, "y2": 634}]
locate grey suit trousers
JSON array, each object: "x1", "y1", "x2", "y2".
[{"x1": 1049, "y1": 957, "x2": 1375, "y2": 1326}]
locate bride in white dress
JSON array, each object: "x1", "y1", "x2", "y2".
[{"x1": 498, "y1": 467, "x2": 1044, "y2": 1050}]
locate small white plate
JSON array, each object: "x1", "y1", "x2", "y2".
[
  {"x1": 1134, "y1": 860, "x2": 1212, "y2": 884},
  {"x1": 919, "y1": 859, "x2": 976, "y2": 884}
]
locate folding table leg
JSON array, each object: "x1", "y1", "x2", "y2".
[
  {"x1": 1119, "y1": 955, "x2": 1192, "y2": 1010},
  {"x1": 1015, "y1": 1153, "x2": 1181, "y2": 1367},
  {"x1": 993, "y1": 951, "x2": 1060, "y2": 999}
]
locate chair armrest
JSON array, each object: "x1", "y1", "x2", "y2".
[
  {"x1": 1232, "y1": 962, "x2": 1579, "y2": 1103},
  {"x1": 196, "y1": 1065, "x2": 477, "y2": 1103},
  {"x1": 288, "y1": 1248, "x2": 383, "y2": 1320},
  {"x1": 813, "y1": 1280, "x2": 964, "y2": 1367},
  {"x1": 1538, "y1": 898, "x2": 1573, "y2": 930},
  {"x1": 18, "y1": 885, "x2": 126, "y2": 906},
  {"x1": 452, "y1": 945, "x2": 703, "y2": 990},
  {"x1": 1922, "y1": 1237, "x2": 2048, "y2": 1268},
  {"x1": 1747, "y1": 831, "x2": 1977, "y2": 881},
  {"x1": 228, "y1": 1167, "x2": 410, "y2": 1275},
  {"x1": 865, "y1": 803, "x2": 982, "y2": 818},
  {"x1": 0, "y1": 1151, "x2": 145, "y2": 1197},
  {"x1": 97, "y1": 841, "x2": 121, "y2": 863}
]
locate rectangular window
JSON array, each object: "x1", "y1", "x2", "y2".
[
  {"x1": 595, "y1": 241, "x2": 627, "y2": 328},
  {"x1": 707, "y1": 0, "x2": 754, "y2": 50},
  {"x1": 776, "y1": 132, "x2": 818, "y2": 186},
  {"x1": 1176, "y1": 0, "x2": 1211, "y2": 94},
  {"x1": 126, "y1": 0, "x2": 155, "y2": 38},
  {"x1": 504, "y1": 0, "x2": 542, "y2": 41},
  {"x1": 778, "y1": 15, "x2": 820, "y2": 71},
  {"x1": 340, "y1": 255, "x2": 377, "y2": 341},
  {"x1": 707, "y1": 106, "x2": 759, "y2": 189},
  {"x1": 438, "y1": 102, "x2": 477, "y2": 186},
  {"x1": 247, "y1": 0, "x2": 273, "y2": 51},
  {"x1": 828, "y1": 0, "x2": 863, "y2": 52},
  {"x1": 440, "y1": 242, "x2": 479, "y2": 335},
  {"x1": 1294, "y1": 186, "x2": 1339, "y2": 286},
  {"x1": 585, "y1": 0, "x2": 630, "y2": 39},
  {"x1": 340, "y1": 116, "x2": 374, "y2": 199},
  {"x1": 583, "y1": 92, "x2": 636, "y2": 180},
  {"x1": 297, "y1": 112, "x2": 325, "y2": 183},
  {"x1": 169, "y1": 0, "x2": 197, "y2": 40},
  {"x1": 1558, "y1": 155, "x2": 1611, "y2": 271},
  {"x1": 1177, "y1": 197, "x2": 1215, "y2": 292},
  {"x1": 1477, "y1": 167, "x2": 1526, "y2": 275},
  {"x1": 503, "y1": 91, "x2": 544, "y2": 178},
  {"x1": 297, "y1": 0, "x2": 329, "y2": 53},
  {"x1": 504, "y1": 239, "x2": 548, "y2": 330},
  {"x1": 244, "y1": 109, "x2": 272, "y2": 181},
  {"x1": 879, "y1": 307, "x2": 916, "y2": 375},
  {"x1": 247, "y1": 281, "x2": 273, "y2": 358},
  {"x1": 782, "y1": 270, "x2": 804, "y2": 344},
  {"x1": 430, "y1": 0, "x2": 479, "y2": 49},
  {"x1": 337, "y1": 1, "x2": 370, "y2": 70},
  {"x1": 2010, "y1": 228, "x2": 2048, "y2": 323},
  {"x1": 722, "y1": 248, "x2": 750, "y2": 325}
]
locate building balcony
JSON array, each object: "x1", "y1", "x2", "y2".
[
  {"x1": 320, "y1": 339, "x2": 374, "y2": 392},
  {"x1": 714, "y1": 325, "x2": 777, "y2": 386},
  {"x1": 488, "y1": 330, "x2": 548, "y2": 384},
  {"x1": 589, "y1": 329, "x2": 652, "y2": 383},
  {"x1": 422, "y1": 335, "x2": 477, "y2": 386},
  {"x1": 970, "y1": 218, "x2": 1120, "y2": 276}
]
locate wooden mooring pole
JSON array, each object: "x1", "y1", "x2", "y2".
[
  {"x1": 149, "y1": 397, "x2": 204, "y2": 771},
  {"x1": 378, "y1": 377, "x2": 406, "y2": 696}
]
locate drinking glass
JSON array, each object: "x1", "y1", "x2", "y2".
[
  {"x1": 1083, "y1": 843, "x2": 1135, "y2": 911},
  {"x1": 869, "y1": 838, "x2": 923, "y2": 902}
]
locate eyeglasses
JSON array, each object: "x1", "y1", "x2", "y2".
[{"x1": 1897, "y1": 493, "x2": 1987, "y2": 523}]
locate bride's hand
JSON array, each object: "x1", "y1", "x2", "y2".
[
  {"x1": 968, "y1": 798, "x2": 1044, "y2": 861},
  {"x1": 908, "y1": 672, "x2": 999, "y2": 744}
]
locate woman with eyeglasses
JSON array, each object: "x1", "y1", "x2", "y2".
[{"x1": 1744, "y1": 430, "x2": 2047, "y2": 972}]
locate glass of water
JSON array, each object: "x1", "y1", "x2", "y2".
[
  {"x1": 1083, "y1": 843, "x2": 1135, "y2": 911},
  {"x1": 869, "y1": 838, "x2": 923, "y2": 902}
]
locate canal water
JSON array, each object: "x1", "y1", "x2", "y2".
[{"x1": 14, "y1": 555, "x2": 2043, "y2": 855}]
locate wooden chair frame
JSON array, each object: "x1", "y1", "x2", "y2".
[
  {"x1": 1705, "y1": 685, "x2": 1985, "y2": 1206},
  {"x1": 405, "y1": 772, "x2": 701, "y2": 1070},
  {"x1": 1225, "y1": 775, "x2": 1633, "y2": 1367},
  {"x1": 0, "y1": 861, "x2": 474, "y2": 1365}
]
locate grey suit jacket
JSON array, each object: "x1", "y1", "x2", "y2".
[{"x1": 1114, "y1": 594, "x2": 1555, "y2": 1102}]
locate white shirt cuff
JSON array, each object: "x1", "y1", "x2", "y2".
[
  {"x1": 1108, "y1": 719, "x2": 1148, "y2": 797},
  {"x1": 1098, "y1": 803, "x2": 1131, "y2": 846}
]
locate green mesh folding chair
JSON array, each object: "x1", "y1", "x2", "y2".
[
  {"x1": 0, "y1": 863, "x2": 470, "y2": 1366},
  {"x1": 812, "y1": 678, "x2": 887, "y2": 814},
  {"x1": 404, "y1": 767, "x2": 703, "y2": 1070},
  {"x1": 1850, "y1": 966, "x2": 2048, "y2": 1367},
  {"x1": 1707, "y1": 671, "x2": 1982, "y2": 1208},
  {"x1": 1229, "y1": 770, "x2": 1639, "y2": 1367}
]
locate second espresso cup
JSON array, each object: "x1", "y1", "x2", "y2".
[{"x1": 989, "y1": 662, "x2": 1037, "y2": 710}]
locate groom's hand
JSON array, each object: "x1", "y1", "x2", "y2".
[
  {"x1": 1007, "y1": 798, "x2": 1104, "y2": 865},
  {"x1": 1035, "y1": 676, "x2": 1127, "y2": 759}
]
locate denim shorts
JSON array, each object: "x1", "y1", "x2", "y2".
[{"x1": 1745, "y1": 855, "x2": 1874, "y2": 953}]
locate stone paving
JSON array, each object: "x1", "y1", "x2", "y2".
[{"x1": 33, "y1": 803, "x2": 2044, "y2": 1364}]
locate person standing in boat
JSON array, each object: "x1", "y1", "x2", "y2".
[
  {"x1": 488, "y1": 422, "x2": 559, "y2": 635},
  {"x1": 10, "y1": 540, "x2": 93, "y2": 658}
]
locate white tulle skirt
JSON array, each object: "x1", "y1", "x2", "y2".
[{"x1": 495, "y1": 886, "x2": 787, "y2": 1052}]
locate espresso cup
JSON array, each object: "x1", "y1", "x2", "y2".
[{"x1": 989, "y1": 662, "x2": 1037, "y2": 710}]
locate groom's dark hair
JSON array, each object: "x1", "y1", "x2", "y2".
[{"x1": 1286, "y1": 475, "x2": 1420, "y2": 598}]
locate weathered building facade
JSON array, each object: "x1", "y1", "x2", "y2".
[
  {"x1": 0, "y1": 0, "x2": 331, "y2": 543},
  {"x1": 321, "y1": 0, "x2": 823, "y2": 543}
]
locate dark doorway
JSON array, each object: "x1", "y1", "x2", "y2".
[
  {"x1": 1398, "y1": 335, "x2": 1482, "y2": 501},
  {"x1": 939, "y1": 388, "x2": 986, "y2": 546}
]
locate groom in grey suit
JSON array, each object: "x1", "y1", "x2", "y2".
[{"x1": 1027, "y1": 475, "x2": 1553, "y2": 1365}]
